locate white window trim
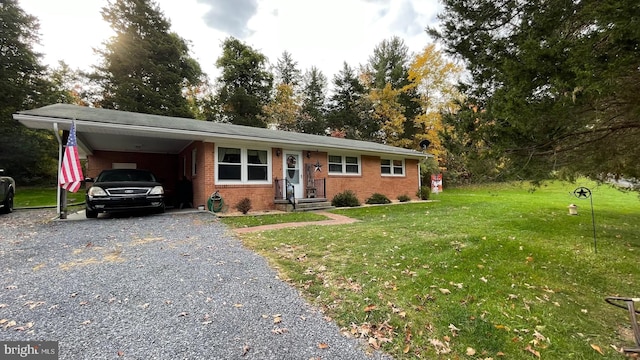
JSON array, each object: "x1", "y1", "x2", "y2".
[
  {"x1": 381, "y1": 158, "x2": 405, "y2": 177},
  {"x1": 327, "y1": 154, "x2": 361, "y2": 176},
  {"x1": 215, "y1": 145, "x2": 272, "y2": 185}
]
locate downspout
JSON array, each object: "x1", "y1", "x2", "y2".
[{"x1": 53, "y1": 123, "x2": 62, "y2": 217}]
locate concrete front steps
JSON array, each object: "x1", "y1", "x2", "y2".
[
  {"x1": 294, "y1": 198, "x2": 334, "y2": 212},
  {"x1": 274, "y1": 198, "x2": 335, "y2": 212}
]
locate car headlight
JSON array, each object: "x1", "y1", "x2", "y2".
[
  {"x1": 149, "y1": 186, "x2": 164, "y2": 195},
  {"x1": 88, "y1": 186, "x2": 107, "y2": 197}
]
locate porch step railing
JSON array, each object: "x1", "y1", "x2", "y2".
[{"x1": 274, "y1": 178, "x2": 295, "y2": 209}]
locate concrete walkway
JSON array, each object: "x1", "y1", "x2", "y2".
[{"x1": 234, "y1": 211, "x2": 358, "y2": 234}]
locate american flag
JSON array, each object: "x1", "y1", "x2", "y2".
[{"x1": 60, "y1": 121, "x2": 84, "y2": 192}]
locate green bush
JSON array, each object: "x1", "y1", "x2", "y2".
[
  {"x1": 235, "y1": 197, "x2": 252, "y2": 214},
  {"x1": 397, "y1": 194, "x2": 411, "y2": 203},
  {"x1": 365, "y1": 193, "x2": 391, "y2": 205},
  {"x1": 416, "y1": 186, "x2": 431, "y2": 200},
  {"x1": 331, "y1": 190, "x2": 361, "y2": 207}
]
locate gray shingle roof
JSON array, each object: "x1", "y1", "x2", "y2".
[{"x1": 16, "y1": 104, "x2": 428, "y2": 159}]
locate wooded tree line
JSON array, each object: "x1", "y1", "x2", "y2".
[{"x1": 2, "y1": 0, "x2": 637, "y2": 188}]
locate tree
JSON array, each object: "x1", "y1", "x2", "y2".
[
  {"x1": 274, "y1": 51, "x2": 301, "y2": 88},
  {"x1": 214, "y1": 37, "x2": 273, "y2": 127},
  {"x1": 299, "y1": 67, "x2": 328, "y2": 135},
  {"x1": 405, "y1": 44, "x2": 463, "y2": 163},
  {"x1": 93, "y1": 0, "x2": 203, "y2": 118},
  {"x1": 0, "y1": 0, "x2": 58, "y2": 184},
  {"x1": 327, "y1": 62, "x2": 375, "y2": 140},
  {"x1": 261, "y1": 83, "x2": 300, "y2": 131},
  {"x1": 365, "y1": 37, "x2": 422, "y2": 144},
  {"x1": 429, "y1": 0, "x2": 640, "y2": 183}
]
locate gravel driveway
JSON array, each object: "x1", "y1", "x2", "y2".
[{"x1": 0, "y1": 210, "x2": 389, "y2": 360}]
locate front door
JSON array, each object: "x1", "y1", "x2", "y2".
[{"x1": 283, "y1": 151, "x2": 303, "y2": 199}]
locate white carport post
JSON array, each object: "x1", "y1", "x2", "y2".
[{"x1": 53, "y1": 123, "x2": 63, "y2": 218}]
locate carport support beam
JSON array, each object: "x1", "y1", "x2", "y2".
[{"x1": 53, "y1": 123, "x2": 67, "y2": 219}]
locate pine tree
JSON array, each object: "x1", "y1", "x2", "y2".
[
  {"x1": 214, "y1": 37, "x2": 273, "y2": 127},
  {"x1": 299, "y1": 67, "x2": 328, "y2": 135},
  {"x1": 93, "y1": 0, "x2": 203, "y2": 118}
]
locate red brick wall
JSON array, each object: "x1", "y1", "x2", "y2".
[
  {"x1": 324, "y1": 155, "x2": 420, "y2": 203},
  {"x1": 89, "y1": 146, "x2": 421, "y2": 212},
  {"x1": 86, "y1": 151, "x2": 179, "y2": 203}
]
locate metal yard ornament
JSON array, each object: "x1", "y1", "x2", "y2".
[{"x1": 572, "y1": 186, "x2": 597, "y2": 253}]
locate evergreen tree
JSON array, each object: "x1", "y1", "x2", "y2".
[
  {"x1": 366, "y1": 37, "x2": 422, "y2": 144},
  {"x1": 93, "y1": 0, "x2": 203, "y2": 118},
  {"x1": 0, "y1": 0, "x2": 58, "y2": 184},
  {"x1": 327, "y1": 62, "x2": 375, "y2": 140},
  {"x1": 274, "y1": 51, "x2": 301, "y2": 88},
  {"x1": 430, "y1": 0, "x2": 640, "y2": 183},
  {"x1": 298, "y1": 67, "x2": 328, "y2": 135},
  {"x1": 214, "y1": 37, "x2": 273, "y2": 127}
]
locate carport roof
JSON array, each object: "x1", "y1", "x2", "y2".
[{"x1": 13, "y1": 104, "x2": 428, "y2": 159}]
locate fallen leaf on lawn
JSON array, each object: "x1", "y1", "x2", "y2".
[
  {"x1": 524, "y1": 344, "x2": 540, "y2": 358},
  {"x1": 581, "y1": 309, "x2": 588, "y2": 313},
  {"x1": 403, "y1": 345, "x2": 411, "y2": 353},
  {"x1": 590, "y1": 344, "x2": 604, "y2": 355},
  {"x1": 480, "y1": 277, "x2": 488, "y2": 283},
  {"x1": 318, "y1": 342, "x2": 329, "y2": 349},
  {"x1": 439, "y1": 288, "x2": 451, "y2": 295},
  {"x1": 398, "y1": 311, "x2": 406, "y2": 318},
  {"x1": 497, "y1": 351, "x2": 506, "y2": 356},
  {"x1": 526, "y1": 256, "x2": 534, "y2": 263},
  {"x1": 364, "y1": 304, "x2": 376, "y2": 312},
  {"x1": 466, "y1": 347, "x2": 476, "y2": 356}
]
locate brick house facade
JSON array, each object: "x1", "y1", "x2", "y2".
[{"x1": 15, "y1": 104, "x2": 428, "y2": 212}]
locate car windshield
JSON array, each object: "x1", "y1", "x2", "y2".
[{"x1": 97, "y1": 170, "x2": 156, "y2": 182}]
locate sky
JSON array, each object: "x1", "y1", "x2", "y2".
[{"x1": 19, "y1": 0, "x2": 442, "y2": 85}]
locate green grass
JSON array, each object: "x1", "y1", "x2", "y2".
[
  {"x1": 15, "y1": 187, "x2": 85, "y2": 208},
  {"x1": 220, "y1": 212, "x2": 328, "y2": 228},
  {"x1": 236, "y1": 180, "x2": 640, "y2": 359}
]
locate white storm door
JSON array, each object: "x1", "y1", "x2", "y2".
[{"x1": 283, "y1": 151, "x2": 303, "y2": 199}]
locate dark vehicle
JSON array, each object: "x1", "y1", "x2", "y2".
[
  {"x1": 0, "y1": 169, "x2": 15, "y2": 214},
  {"x1": 85, "y1": 169, "x2": 164, "y2": 218}
]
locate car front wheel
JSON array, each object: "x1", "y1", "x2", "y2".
[
  {"x1": 85, "y1": 208, "x2": 98, "y2": 218},
  {"x1": 1, "y1": 191, "x2": 13, "y2": 214}
]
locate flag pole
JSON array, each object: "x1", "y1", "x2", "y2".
[{"x1": 53, "y1": 123, "x2": 63, "y2": 218}]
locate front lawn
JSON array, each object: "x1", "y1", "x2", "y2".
[
  {"x1": 236, "y1": 181, "x2": 640, "y2": 359},
  {"x1": 14, "y1": 187, "x2": 85, "y2": 208}
]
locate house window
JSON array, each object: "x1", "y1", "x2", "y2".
[
  {"x1": 216, "y1": 146, "x2": 270, "y2": 183},
  {"x1": 381, "y1": 159, "x2": 404, "y2": 176},
  {"x1": 328, "y1": 155, "x2": 360, "y2": 175}
]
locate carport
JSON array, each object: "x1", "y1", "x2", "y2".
[{"x1": 13, "y1": 105, "x2": 199, "y2": 217}]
